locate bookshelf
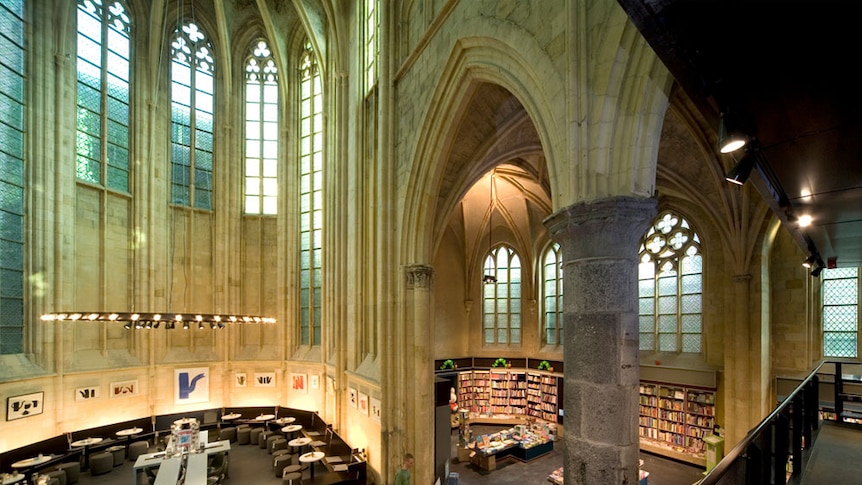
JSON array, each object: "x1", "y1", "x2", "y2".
[
  {"x1": 638, "y1": 381, "x2": 715, "y2": 466},
  {"x1": 457, "y1": 369, "x2": 560, "y2": 423}
]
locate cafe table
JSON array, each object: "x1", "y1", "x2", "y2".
[
  {"x1": 0, "y1": 473, "x2": 25, "y2": 485},
  {"x1": 288, "y1": 437, "x2": 311, "y2": 455},
  {"x1": 281, "y1": 424, "x2": 302, "y2": 440},
  {"x1": 299, "y1": 451, "x2": 325, "y2": 479},
  {"x1": 222, "y1": 413, "x2": 242, "y2": 422},
  {"x1": 11, "y1": 455, "x2": 52, "y2": 484},
  {"x1": 70, "y1": 437, "x2": 103, "y2": 470},
  {"x1": 116, "y1": 427, "x2": 143, "y2": 450},
  {"x1": 274, "y1": 416, "x2": 295, "y2": 425}
]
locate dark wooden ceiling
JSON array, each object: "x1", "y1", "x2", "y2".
[{"x1": 618, "y1": 0, "x2": 862, "y2": 269}]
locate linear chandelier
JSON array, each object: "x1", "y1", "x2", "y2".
[{"x1": 40, "y1": 312, "x2": 276, "y2": 329}]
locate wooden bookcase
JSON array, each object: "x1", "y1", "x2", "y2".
[
  {"x1": 638, "y1": 381, "x2": 715, "y2": 466},
  {"x1": 457, "y1": 369, "x2": 560, "y2": 423}
]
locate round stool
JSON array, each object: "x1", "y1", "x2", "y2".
[
  {"x1": 273, "y1": 454, "x2": 294, "y2": 477},
  {"x1": 267, "y1": 435, "x2": 283, "y2": 453},
  {"x1": 249, "y1": 428, "x2": 263, "y2": 446},
  {"x1": 128, "y1": 441, "x2": 150, "y2": 461},
  {"x1": 57, "y1": 462, "x2": 81, "y2": 484},
  {"x1": 106, "y1": 445, "x2": 125, "y2": 466},
  {"x1": 219, "y1": 427, "x2": 237, "y2": 443},
  {"x1": 282, "y1": 471, "x2": 303, "y2": 485},
  {"x1": 237, "y1": 427, "x2": 251, "y2": 445},
  {"x1": 89, "y1": 451, "x2": 114, "y2": 476},
  {"x1": 259, "y1": 430, "x2": 274, "y2": 449},
  {"x1": 271, "y1": 437, "x2": 288, "y2": 454}
]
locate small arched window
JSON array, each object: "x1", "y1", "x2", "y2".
[
  {"x1": 542, "y1": 243, "x2": 563, "y2": 346},
  {"x1": 483, "y1": 245, "x2": 522, "y2": 345},
  {"x1": 638, "y1": 211, "x2": 703, "y2": 353}
]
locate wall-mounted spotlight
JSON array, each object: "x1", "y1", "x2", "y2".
[
  {"x1": 725, "y1": 150, "x2": 756, "y2": 185},
  {"x1": 811, "y1": 260, "x2": 825, "y2": 277},
  {"x1": 802, "y1": 254, "x2": 817, "y2": 268},
  {"x1": 718, "y1": 112, "x2": 748, "y2": 153}
]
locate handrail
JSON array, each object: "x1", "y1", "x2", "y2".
[{"x1": 699, "y1": 361, "x2": 827, "y2": 485}]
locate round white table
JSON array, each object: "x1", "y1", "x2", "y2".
[
  {"x1": 281, "y1": 424, "x2": 302, "y2": 439},
  {"x1": 288, "y1": 437, "x2": 311, "y2": 454},
  {"x1": 274, "y1": 416, "x2": 295, "y2": 425},
  {"x1": 116, "y1": 427, "x2": 143, "y2": 437},
  {"x1": 71, "y1": 437, "x2": 103, "y2": 470},
  {"x1": 1, "y1": 473, "x2": 25, "y2": 485},
  {"x1": 255, "y1": 414, "x2": 275, "y2": 421},
  {"x1": 222, "y1": 413, "x2": 242, "y2": 421},
  {"x1": 299, "y1": 451, "x2": 325, "y2": 479},
  {"x1": 11, "y1": 455, "x2": 51, "y2": 469}
]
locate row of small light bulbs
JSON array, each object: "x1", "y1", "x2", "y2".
[{"x1": 40, "y1": 312, "x2": 276, "y2": 329}]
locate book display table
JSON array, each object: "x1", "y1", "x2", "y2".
[{"x1": 462, "y1": 424, "x2": 554, "y2": 471}]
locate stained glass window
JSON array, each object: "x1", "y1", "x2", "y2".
[
  {"x1": 170, "y1": 21, "x2": 214, "y2": 209},
  {"x1": 483, "y1": 245, "x2": 522, "y2": 345},
  {"x1": 76, "y1": 0, "x2": 131, "y2": 191},
  {"x1": 542, "y1": 243, "x2": 563, "y2": 346},
  {"x1": 244, "y1": 40, "x2": 278, "y2": 215},
  {"x1": 638, "y1": 211, "x2": 702, "y2": 352}
]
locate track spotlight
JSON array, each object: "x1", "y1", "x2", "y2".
[
  {"x1": 210, "y1": 322, "x2": 216, "y2": 330},
  {"x1": 725, "y1": 151, "x2": 756, "y2": 185},
  {"x1": 183, "y1": 322, "x2": 190, "y2": 330},
  {"x1": 811, "y1": 262, "x2": 824, "y2": 277},
  {"x1": 803, "y1": 254, "x2": 817, "y2": 268},
  {"x1": 198, "y1": 322, "x2": 205, "y2": 330},
  {"x1": 124, "y1": 322, "x2": 132, "y2": 329},
  {"x1": 718, "y1": 111, "x2": 747, "y2": 153}
]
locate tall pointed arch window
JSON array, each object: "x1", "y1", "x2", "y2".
[
  {"x1": 638, "y1": 211, "x2": 703, "y2": 352},
  {"x1": 76, "y1": 0, "x2": 131, "y2": 191},
  {"x1": 542, "y1": 243, "x2": 563, "y2": 346},
  {"x1": 363, "y1": 0, "x2": 378, "y2": 93},
  {"x1": 244, "y1": 39, "x2": 278, "y2": 215},
  {"x1": 822, "y1": 267, "x2": 859, "y2": 358},
  {"x1": 0, "y1": 0, "x2": 25, "y2": 354},
  {"x1": 170, "y1": 21, "x2": 214, "y2": 209},
  {"x1": 483, "y1": 245, "x2": 522, "y2": 345},
  {"x1": 299, "y1": 41, "x2": 323, "y2": 346}
]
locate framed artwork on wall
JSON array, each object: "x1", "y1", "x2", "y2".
[
  {"x1": 309, "y1": 374, "x2": 320, "y2": 390},
  {"x1": 348, "y1": 387, "x2": 357, "y2": 408},
  {"x1": 7, "y1": 391, "x2": 44, "y2": 421},
  {"x1": 358, "y1": 392, "x2": 369, "y2": 415},
  {"x1": 175, "y1": 367, "x2": 209, "y2": 404},
  {"x1": 289, "y1": 373, "x2": 307, "y2": 393},
  {"x1": 75, "y1": 386, "x2": 100, "y2": 401},
  {"x1": 110, "y1": 380, "x2": 139, "y2": 398},
  {"x1": 235, "y1": 373, "x2": 247, "y2": 387},
  {"x1": 370, "y1": 397, "x2": 381, "y2": 423},
  {"x1": 255, "y1": 372, "x2": 276, "y2": 387}
]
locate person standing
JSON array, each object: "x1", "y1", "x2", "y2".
[{"x1": 394, "y1": 453, "x2": 414, "y2": 485}]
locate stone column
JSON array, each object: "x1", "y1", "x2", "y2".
[
  {"x1": 403, "y1": 264, "x2": 434, "y2": 485},
  {"x1": 545, "y1": 196, "x2": 656, "y2": 485}
]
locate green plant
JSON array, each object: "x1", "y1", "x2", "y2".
[
  {"x1": 538, "y1": 360, "x2": 551, "y2": 371},
  {"x1": 492, "y1": 357, "x2": 508, "y2": 368},
  {"x1": 440, "y1": 359, "x2": 455, "y2": 370}
]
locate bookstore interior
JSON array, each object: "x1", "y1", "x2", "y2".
[{"x1": 438, "y1": 357, "x2": 718, "y2": 484}]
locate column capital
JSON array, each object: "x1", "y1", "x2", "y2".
[
  {"x1": 544, "y1": 196, "x2": 657, "y2": 261},
  {"x1": 404, "y1": 264, "x2": 434, "y2": 289}
]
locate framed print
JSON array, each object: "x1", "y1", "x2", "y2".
[
  {"x1": 370, "y1": 397, "x2": 381, "y2": 423},
  {"x1": 235, "y1": 373, "x2": 247, "y2": 387},
  {"x1": 7, "y1": 392, "x2": 43, "y2": 421},
  {"x1": 255, "y1": 372, "x2": 276, "y2": 387},
  {"x1": 75, "y1": 386, "x2": 100, "y2": 402},
  {"x1": 289, "y1": 373, "x2": 307, "y2": 393},
  {"x1": 110, "y1": 380, "x2": 139, "y2": 398},
  {"x1": 309, "y1": 374, "x2": 320, "y2": 390},
  {"x1": 358, "y1": 392, "x2": 369, "y2": 416},
  {"x1": 347, "y1": 387, "x2": 357, "y2": 408},
  {"x1": 175, "y1": 368, "x2": 209, "y2": 404}
]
